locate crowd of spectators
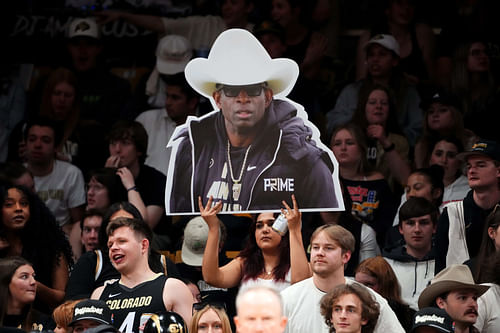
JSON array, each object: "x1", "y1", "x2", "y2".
[{"x1": 1, "y1": 0, "x2": 500, "y2": 332}]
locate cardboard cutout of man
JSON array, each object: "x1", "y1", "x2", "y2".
[{"x1": 165, "y1": 29, "x2": 343, "y2": 214}]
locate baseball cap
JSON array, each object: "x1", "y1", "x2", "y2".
[
  {"x1": 181, "y1": 217, "x2": 209, "y2": 266},
  {"x1": 69, "y1": 299, "x2": 112, "y2": 326},
  {"x1": 457, "y1": 139, "x2": 500, "y2": 162},
  {"x1": 253, "y1": 20, "x2": 285, "y2": 42},
  {"x1": 156, "y1": 35, "x2": 192, "y2": 75},
  {"x1": 420, "y1": 88, "x2": 460, "y2": 110},
  {"x1": 68, "y1": 17, "x2": 100, "y2": 39},
  {"x1": 410, "y1": 308, "x2": 454, "y2": 333},
  {"x1": 364, "y1": 34, "x2": 400, "y2": 57}
]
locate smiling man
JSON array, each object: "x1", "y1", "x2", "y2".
[
  {"x1": 280, "y1": 225, "x2": 404, "y2": 333},
  {"x1": 418, "y1": 264, "x2": 489, "y2": 333},
  {"x1": 91, "y1": 217, "x2": 193, "y2": 332},
  {"x1": 384, "y1": 197, "x2": 438, "y2": 310},
  {"x1": 166, "y1": 29, "x2": 341, "y2": 214}
]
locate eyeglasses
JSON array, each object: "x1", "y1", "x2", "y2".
[
  {"x1": 216, "y1": 83, "x2": 267, "y2": 97},
  {"x1": 192, "y1": 301, "x2": 227, "y2": 314}
]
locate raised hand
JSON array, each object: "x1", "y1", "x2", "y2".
[
  {"x1": 198, "y1": 196, "x2": 222, "y2": 229},
  {"x1": 281, "y1": 194, "x2": 302, "y2": 232}
]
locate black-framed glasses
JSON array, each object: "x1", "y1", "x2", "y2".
[
  {"x1": 192, "y1": 301, "x2": 227, "y2": 314},
  {"x1": 216, "y1": 83, "x2": 267, "y2": 97}
]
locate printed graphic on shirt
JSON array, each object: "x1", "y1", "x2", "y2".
[{"x1": 347, "y1": 185, "x2": 379, "y2": 222}]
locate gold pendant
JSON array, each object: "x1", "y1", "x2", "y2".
[{"x1": 233, "y1": 182, "x2": 241, "y2": 201}]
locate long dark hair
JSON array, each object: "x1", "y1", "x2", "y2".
[
  {"x1": 238, "y1": 214, "x2": 290, "y2": 282},
  {"x1": 0, "y1": 185, "x2": 73, "y2": 287},
  {"x1": 475, "y1": 206, "x2": 500, "y2": 283},
  {"x1": 0, "y1": 256, "x2": 35, "y2": 330},
  {"x1": 87, "y1": 168, "x2": 127, "y2": 206}
]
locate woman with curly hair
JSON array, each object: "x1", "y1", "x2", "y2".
[
  {"x1": 0, "y1": 256, "x2": 53, "y2": 331},
  {"x1": 200, "y1": 195, "x2": 310, "y2": 292},
  {"x1": 0, "y1": 184, "x2": 73, "y2": 314},
  {"x1": 320, "y1": 283, "x2": 380, "y2": 333}
]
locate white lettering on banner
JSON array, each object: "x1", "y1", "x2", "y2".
[
  {"x1": 263, "y1": 178, "x2": 294, "y2": 192},
  {"x1": 414, "y1": 314, "x2": 445, "y2": 324}
]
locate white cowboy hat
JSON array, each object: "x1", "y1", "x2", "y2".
[
  {"x1": 184, "y1": 28, "x2": 299, "y2": 99},
  {"x1": 418, "y1": 264, "x2": 489, "y2": 309}
]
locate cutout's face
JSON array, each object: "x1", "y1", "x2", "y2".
[
  {"x1": 234, "y1": 290, "x2": 287, "y2": 333},
  {"x1": 214, "y1": 84, "x2": 272, "y2": 136},
  {"x1": 330, "y1": 293, "x2": 368, "y2": 333}
]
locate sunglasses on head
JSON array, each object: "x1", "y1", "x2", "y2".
[
  {"x1": 216, "y1": 83, "x2": 267, "y2": 97},
  {"x1": 192, "y1": 300, "x2": 227, "y2": 314}
]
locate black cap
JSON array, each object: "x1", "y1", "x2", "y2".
[
  {"x1": 143, "y1": 312, "x2": 187, "y2": 333},
  {"x1": 253, "y1": 20, "x2": 285, "y2": 42},
  {"x1": 457, "y1": 139, "x2": 500, "y2": 162},
  {"x1": 69, "y1": 300, "x2": 112, "y2": 326},
  {"x1": 420, "y1": 89, "x2": 460, "y2": 110},
  {"x1": 410, "y1": 308, "x2": 454, "y2": 333}
]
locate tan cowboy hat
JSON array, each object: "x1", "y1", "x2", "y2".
[
  {"x1": 184, "y1": 28, "x2": 299, "y2": 99},
  {"x1": 418, "y1": 264, "x2": 490, "y2": 309}
]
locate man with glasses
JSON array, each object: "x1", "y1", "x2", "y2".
[{"x1": 166, "y1": 29, "x2": 341, "y2": 214}]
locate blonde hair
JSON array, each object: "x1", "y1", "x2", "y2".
[{"x1": 190, "y1": 305, "x2": 232, "y2": 333}]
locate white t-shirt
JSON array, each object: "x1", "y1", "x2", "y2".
[
  {"x1": 281, "y1": 277, "x2": 404, "y2": 333},
  {"x1": 475, "y1": 283, "x2": 499, "y2": 333},
  {"x1": 136, "y1": 108, "x2": 177, "y2": 176},
  {"x1": 239, "y1": 270, "x2": 291, "y2": 292},
  {"x1": 33, "y1": 160, "x2": 86, "y2": 226}
]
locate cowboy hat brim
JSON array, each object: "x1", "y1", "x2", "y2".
[{"x1": 418, "y1": 280, "x2": 490, "y2": 309}]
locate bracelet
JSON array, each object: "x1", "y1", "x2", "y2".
[
  {"x1": 127, "y1": 186, "x2": 138, "y2": 192},
  {"x1": 383, "y1": 143, "x2": 395, "y2": 152}
]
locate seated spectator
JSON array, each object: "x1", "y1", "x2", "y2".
[
  {"x1": 200, "y1": 195, "x2": 311, "y2": 292},
  {"x1": 24, "y1": 117, "x2": 86, "y2": 234},
  {"x1": 384, "y1": 197, "x2": 438, "y2": 310},
  {"x1": 428, "y1": 137, "x2": 470, "y2": 207},
  {"x1": 320, "y1": 283, "x2": 380, "y2": 333},
  {"x1": 435, "y1": 140, "x2": 500, "y2": 272},
  {"x1": 466, "y1": 205, "x2": 500, "y2": 282},
  {"x1": 104, "y1": 120, "x2": 165, "y2": 231},
  {"x1": 414, "y1": 89, "x2": 473, "y2": 169},
  {"x1": 327, "y1": 34, "x2": 422, "y2": 146},
  {"x1": 418, "y1": 264, "x2": 489, "y2": 333},
  {"x1": 330, "y1": 123, "x2": 398, "y2": 248},
  {"x1": 65, "y1": 202, "x2": 179, "y2": 300},
  {"x1": 475, "y1": 252, "x2": 500, "y2": 333},
  {"x1": 67, "y1": 300, "x2": 112, "y2": 333},
  {"x1": 0, "y1": 257, "x2": 53, "y2": 331},
  {"x1": 355, "y1": 0, "x2": 435, "y2": 86},
  {"x1": 0, "y1": 162, "x2": 35, "y2": 193},
  {"x1": 351, "y1": 83, "x2": 411, "y2": 192},
  {"x1": 0, "y1": 185, "x2": 73, "y2": 313},
  {"x1": 79, "y1": 209, "x2": 104, "y2": 255},
  {"x1": 354, "y1": 256, "x2": 415, "y2": 331},
  {"x1": 449, "y1": 39, "x2": 500, "y2": 142},
  {"x1": 281, "y1": 224, "x2": 404, "y2": 332},
  {"x1": 190, "y1": 303, "x2": 232, "y2": 333},
  {"x1": 410, "y1": 307, "x2": 454, "y2": 333},
  {"x1": 52, "y1": 299, "x2": 81, "y2": 333},
  {"x1": 136, "y1": 72, "x2": 198, "y2": 176},
  {"x1": 387, "y1": 165, "x2": 444, "y2": 247}
]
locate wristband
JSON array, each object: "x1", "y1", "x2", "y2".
[
  {"x1": 127, "y1": 186, "x2": 138, "y2": 192},
  {"x1": 383, "y1": 143, "x2": 395, "y2": 152}
]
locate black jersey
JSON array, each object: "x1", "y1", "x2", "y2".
[{"x1": 99, "y1": 274, "x2": 167, "y2": 333}]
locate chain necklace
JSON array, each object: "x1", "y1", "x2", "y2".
[{"x1": 227, "y1": 140, "x2": 252, "y2": 201}]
